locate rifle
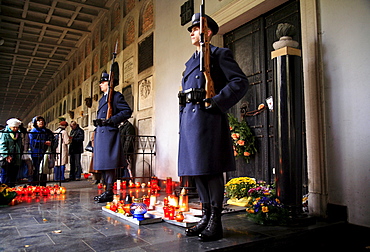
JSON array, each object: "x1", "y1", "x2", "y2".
[
  {"x1": 199, "y1": 0, "x2": 215, "y2": 107},
  {"x1": 106, "y1": 41, "x2": 118, "y2": 119}
]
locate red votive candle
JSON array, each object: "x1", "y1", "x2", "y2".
[{"x1": 166, "y1": 177, "x2": 173, "y2": 194}]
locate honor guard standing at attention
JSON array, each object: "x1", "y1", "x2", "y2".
[
  {"x1": 178, "y1": 11, "x2": 249, "y2": 241},
  {"x1": 93, "y1": 69, "x2": 132, "y2": 203}
]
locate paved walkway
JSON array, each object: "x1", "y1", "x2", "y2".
[{"x1": 0, "y1": 180, "x2": 369, "y2": 251}]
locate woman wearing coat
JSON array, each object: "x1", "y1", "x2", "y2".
[
  {"x1": 0, "y1": 118, "x2": 23, "y2": 187},
  {"x1": 29, "y1": 116, "x2": 53, "y2": 186},
  {"x1": 178, "y1": 13, "x2": 249, "y2": 241},
  {"x1": 53, "y1": 121, "x2": 70, "y2": 181},
  {"x1": 93, "y1": 72, "x2": 132, "y2": 203}
]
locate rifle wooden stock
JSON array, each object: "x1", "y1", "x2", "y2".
[{"x1": 200, "y1": 2, "x2": 215, "y2": 107}]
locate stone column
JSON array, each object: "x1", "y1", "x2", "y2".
[{"x1": 272, "y1": 47, "x2": 303, "y2": 217}]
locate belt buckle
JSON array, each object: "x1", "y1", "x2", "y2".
[{"x1": 186, "y1": 92, "x2": 193, "y2": 103}]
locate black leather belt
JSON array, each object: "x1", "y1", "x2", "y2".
[{"x1": 178, "y1": 88, "x2": 206, "y2": 106}]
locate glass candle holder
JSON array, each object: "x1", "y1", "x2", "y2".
[
  {"x1": 130, "y1": 198, "x2": 148, "y2": 221},
  {"x1": 143, "y1": 195, "x2": 150, "y2": 207},
  {"x1": 166, "y1": 177, "x2": 173, "y2": 194},
  {"x1": 168, "y1": 207, "x2": 175, "y2": 220},
  {"x1": 163, "y1": 205, "x2": 170, "y2": 218}
]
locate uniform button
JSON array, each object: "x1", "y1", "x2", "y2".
[
  {"x1": 192, "y1": 109, "x2": 196, "y2": 112},
  {"x1": 195, "y1": 75, "x2": 200, "y2": 79}
]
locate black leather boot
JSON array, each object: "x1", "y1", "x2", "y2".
[
  {"x1": 198, "y1": 207, "x2": 223, "y2": 241},
  {"x1": 94, "y1": 190, "x2": 113, "y2": 202},
  {"x1": 94, "y1": 191, "x2": 105, "y2": 201},
  {"x1": 185, "y1": 203, "x2": 210, "y2": 236}
]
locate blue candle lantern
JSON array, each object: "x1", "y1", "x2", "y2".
[{"x1": 130, "y1": 198, "x2": 148, "y2": 221}]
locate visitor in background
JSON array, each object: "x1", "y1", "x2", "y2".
[
  {"x1": 29, "y1": 116, "x2": 54, "y2": 186},
  {"x1": 0, "y1": 118, "x2": 23, "y2": 187},
  {"x1": 69, "y1": 121, "x2": 84, "y2": 181},
  {"x1": 54, "y1": 120, "x2": 70, "y2": 181}
]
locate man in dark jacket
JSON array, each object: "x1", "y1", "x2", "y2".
[
  {"x1": 178, "y1": 13, "x2": 249, "y2": 241},
  {"x1": 69, "y1": 121, "x2": 84, "y2": 181},
  {"x1": 93, "y1": 72, "x2": 132, "y2": 203}
]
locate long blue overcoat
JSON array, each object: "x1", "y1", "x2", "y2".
[
  {"x1": 178, "y1": 45, "x2": 249, "y2": 176},
  {"x1": 94, "y1": 91, "x2": 132, "y2": 171}
]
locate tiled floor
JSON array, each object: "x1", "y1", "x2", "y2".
[{"x1": 1, "y1": 180, "x2": 369, "y2": 252}]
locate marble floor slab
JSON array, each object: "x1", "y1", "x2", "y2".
[{"x1": 0, "y1": 180, "x2": 368, "y2": 252}]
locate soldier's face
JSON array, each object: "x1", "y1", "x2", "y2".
[
  {"x1": 100, "y1": 81, "x2": 108, "y2": 93},
  {"x1": 190, "y1": 26, "x2": 201, "y2": 47},
  {"x1": 190, "y1": 26, "x2": 212, "y2": 48}
]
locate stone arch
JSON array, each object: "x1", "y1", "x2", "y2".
[
  {"x1": 123, "y1": 0, "x2": 135, "y2": 17},
  {"x1": 85, "y1": 58, "x2": 91, "y2": 80},
  {"x1": 100, "y1": 42, "x2": 108, "y2": 68},
  {"x1": 111, "y1": 31, "x2": 121, "y2": 54},
  {"x1": 93, "y1": 53, "x2": 99, "y2": 74},
  {"x1": 123, "y1": 16, "x2": 135, "y2": 49},
  {"x1": 101, "y1": 17, "x2": 109, "y2": 41},
  {"x1": 111, "y1": 2, "x2": 121, "y2": 30},
  {"x1": 139, "y1": 0, "x2": 154, "y2": 36},
  {"x1": 77, "y1": 88, "x2": 82, "y2": 107}
]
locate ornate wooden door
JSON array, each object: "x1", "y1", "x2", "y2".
[{"x1": 225, "y1": 1, "x2": 305, "y2": 185}]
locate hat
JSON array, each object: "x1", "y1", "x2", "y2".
[
  {"x1": 32, "y1": 115, "x2": 46, "y2": 127},
  {"x1": 100, "y1": 72, "x2": 109, "y2": 83},
  {"x1": 7, "y1": 118, "x2": 22, "y2": 127},
  {"x1": 187, "y1": 13, "x2": 219, "y2": 35},
  {"x1": 60, "y1": 121, "x2": 68, "y2": 127}
]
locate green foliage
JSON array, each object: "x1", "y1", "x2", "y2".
[{"x1": 228, "y1": 114, "x2": 257, "y2": 163}]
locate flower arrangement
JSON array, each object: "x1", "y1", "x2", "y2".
[
  {"x1": 228, "y1": 114, "x2": 257, "y2": 163},
  {"x1": 225, "y1": 177, "x2": 288, "y2": 225},
  {"x1": 225, "y1": 177, "x2": 257, "y2": 199},
  {"x1": 247, "y1": 183, "x2": 272, "y2": 199},
  {"x1": 0, "y1": 184, "x2": 17, "y2": 206},
  {"x1": 246, "y1": 196, "x2": 288, "y2": 225}
]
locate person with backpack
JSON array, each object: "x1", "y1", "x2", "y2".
[{"x1": 53, "y1": 121, "x2": 70, "y2": 181}]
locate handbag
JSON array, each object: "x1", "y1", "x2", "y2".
[
  {"x1": 39, "y1": 147, "x2": 54, "y2": 174},
  {"x1": 0, "y1": 155, "x2": 7, "y2": 167},
  {"x1": 85, "y1": 141, "x2": 93, "y2": 152}
]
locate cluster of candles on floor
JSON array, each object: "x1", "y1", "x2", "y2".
[
  {"x1": 7, "y1": 185, "x2": 67, "y2": 205},
  {"x1": 104, "y1": 176, "x2": 189, "y2": 222},
  {"x1": 14, "y1": 185, "x2": 67, "y2": 196}
]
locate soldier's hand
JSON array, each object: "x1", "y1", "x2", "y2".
[{"x1": 203, "y1": 98, "x2": 221, "y2": 113}]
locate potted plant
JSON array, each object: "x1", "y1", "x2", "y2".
[{"x1": 225, "y1": 177, "x2": 257, "y2": 206}]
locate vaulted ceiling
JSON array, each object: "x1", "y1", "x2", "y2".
[{"x1": 0, "y1": 0, "x2": 113, "y2": 125}]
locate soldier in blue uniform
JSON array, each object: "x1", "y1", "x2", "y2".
[
  {"x1": 93, "y1": 72, "x2": 132, "y2": 203},
  {"x1": 178, "y1": 13, "x2": 249, "y2": 241}
]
